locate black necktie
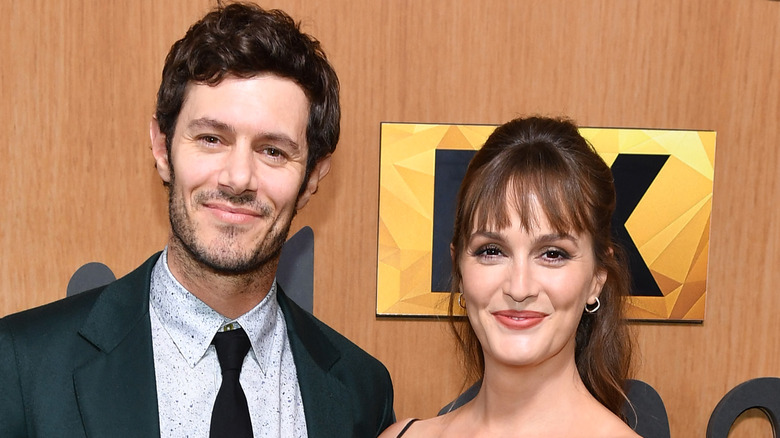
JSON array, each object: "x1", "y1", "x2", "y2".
[{"x1": 210, "y1": 328, "x2": 253, "y2": 438}]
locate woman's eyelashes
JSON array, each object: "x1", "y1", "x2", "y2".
[
  {"x1": 473, "y1": 244, "x2": 504, "y2": 259},
  {"x1": 541, "y1": 247, "x2": 571, "y2": 260},
  {"x1": 469, "y1": 244, "x2": 574, "y2": 266}
]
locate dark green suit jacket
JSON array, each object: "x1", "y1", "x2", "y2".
[{"x1": 0, "y1": 254, "x2": 394, "y2": 437}]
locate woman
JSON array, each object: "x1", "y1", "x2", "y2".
[{"x1": 381, "y1": 116, "x2": 638, "y2": 437}]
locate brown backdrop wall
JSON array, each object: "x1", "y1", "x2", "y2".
[{"x1": 2, "y1": 1, "x2": 779, "y2": 436}]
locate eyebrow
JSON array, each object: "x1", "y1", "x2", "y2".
[
  {"x1": 260, "y1": 132, "x2": 301, "y2": 153},
  {"x1": 469, "y1": 230, "x2": 579, "y2": 246},
  {"x1": 188, "y1": 118, "x2": 235, "y2": 135},
  {"x1": 534, "y1": 232, "x2": 579, "y2": 246},
  {"x1": 187, "y1": 117, "x2": 301, "y2": 152}
]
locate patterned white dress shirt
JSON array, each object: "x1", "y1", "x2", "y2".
[{"x1": 149, "y1": 249, "x2": 308, "y2": 437}]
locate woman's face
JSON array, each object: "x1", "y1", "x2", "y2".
[{"x1": 458, "y1": 199, "x2": 606, "y2": 370}]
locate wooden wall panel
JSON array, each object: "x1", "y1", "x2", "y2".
[
  {"x1": 0, "y1": 0, "x2": 211, "y2": 314},
  {"x1": 3, "y1": 1, "x2": 780, "y2": 436}
]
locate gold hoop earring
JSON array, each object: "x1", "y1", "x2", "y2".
[
  {"x1": 585, "y1": 297, "x2": 600, "y2": 314},
  {"x1": 458, "y1": 293, "x2": 466, "y2": 309}
]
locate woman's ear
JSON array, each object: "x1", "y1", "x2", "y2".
[
  {"x1": 589, "y1": 248, "x2": 612, "y2": 302},
  {"x1": 589, "y1": 267, "x2": 608, "y2": 304}
]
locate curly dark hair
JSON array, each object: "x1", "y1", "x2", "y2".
[
  {"x1": 448, "y1": 116, "x2": 633, "y2": 419},
  {"x1": 154, "y1": 2, "x2": 339, "y2": 182}
]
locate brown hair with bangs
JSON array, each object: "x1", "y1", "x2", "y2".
[{"x1": 448, "y1": 116, "x2": 633, "y2": 420}]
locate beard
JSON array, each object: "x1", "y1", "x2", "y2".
[{"x1": 167, "y1": 177, "x2": 294, "y2": 276}]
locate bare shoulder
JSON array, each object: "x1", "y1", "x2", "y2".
[
  {"x1": 378, "y1": 418, "x2": 419, "y2": 438},
  {"x1": 617, "y1": 421, "x2": 642, "y2": 438},
  {"x1": 596, "y1": 411, "x2": 642, "y2": 438},
  {"x1": 378, "y1": 416, "x2": 448, "y2": 438},
  {"x1": 571, "y1": 397, "x2": 641, "y2": 438},
  {"x1": 610, "y1": 423, "x2": 642, "y2": 438}
]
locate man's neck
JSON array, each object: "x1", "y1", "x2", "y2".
[{"x1": 165, "y1": 242, "x2": 278, "y2": 320}]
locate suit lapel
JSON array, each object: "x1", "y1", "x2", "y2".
[
  {"x1": 73, "y1": 254, "x2": 161, "y2": 437},
  {"x1": 278, "y1": 289, "x2": 355, "y2": 438},
  {"x1": 69, "y1": 256, "x2": 356, "y2": 437}
]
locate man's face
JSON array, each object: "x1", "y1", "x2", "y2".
[{"x1": 151, "y1": 74, "x2": 328, "y2": 274}]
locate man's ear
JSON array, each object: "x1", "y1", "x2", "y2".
[
  {"x1": 150, "y1": 117, "x2": 172, "y2": 183},
  {"x1": 296, "y1": 155, "x2": 332, "y2": 210}
]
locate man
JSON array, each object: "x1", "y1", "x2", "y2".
[{"x1": 0, "y1": 3, "x2": 394, "y2": 437}]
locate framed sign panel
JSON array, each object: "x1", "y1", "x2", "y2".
[{"x1": 377, "y1": 123, "x2": 716, "y2": 321}]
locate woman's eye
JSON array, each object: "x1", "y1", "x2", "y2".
[
  {"x1": 475, "y1": 245, "x2": 503, "y2": 257},
  {"x1": 542, "y1": 249, "x2": 570, "y2": 261}
]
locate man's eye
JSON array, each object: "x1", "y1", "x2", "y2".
[{"x1": 263, "y1": 147, "x2": 287, "y2": 160}]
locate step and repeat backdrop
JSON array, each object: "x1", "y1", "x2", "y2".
[{"x1": 3, "y1": 1, "x2": 780, "y2": 435}]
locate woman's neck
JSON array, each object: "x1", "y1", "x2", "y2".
[{"x1": 456, "y1": 352, "x2": 599, "y2": 436}]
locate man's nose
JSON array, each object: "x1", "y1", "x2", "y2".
[{"x1": 219, "y1": 147, "x2": 257, "y2": 194}]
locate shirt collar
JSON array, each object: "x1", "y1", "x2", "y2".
[{"x1": 149, "y1": 248, "x2": 282, "y2": 374}]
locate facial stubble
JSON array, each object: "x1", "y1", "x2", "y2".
[{"x1": 166, "y1": 172, "x2": 295, "y2": 276}]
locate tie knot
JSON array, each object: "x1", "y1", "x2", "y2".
[{"x1": 212, "y1": 328, "x2": 251, "y2": 372}]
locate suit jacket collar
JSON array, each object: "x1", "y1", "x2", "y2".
[
  {"x1": 74, "y1": 253, "x2": 161, "y2": 437},
  {"x1": 278, "y1": 288, "x2": 357, "y2": 437},
  {"x1": 72, "y1": 254, "x2": 353, "y2": 437}
]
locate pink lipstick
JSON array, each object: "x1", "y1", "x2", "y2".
[{"x1": 492, "y1": 310, "x2": 547, "y2": 330}]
